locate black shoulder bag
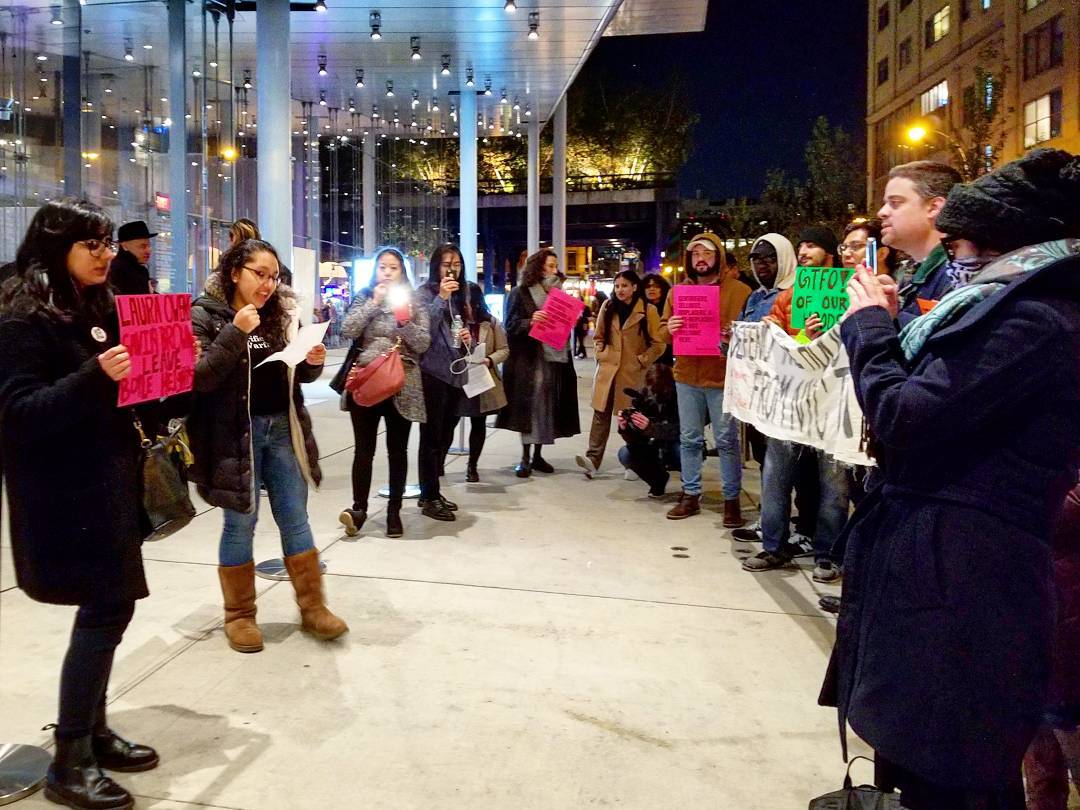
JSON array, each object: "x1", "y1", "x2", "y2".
[
  {"x1": 808, "y1": 757, "x2": 901, "y2": 810},
  {"x1": 133, "y1": 414, "x2": 197, "y2": 541}
]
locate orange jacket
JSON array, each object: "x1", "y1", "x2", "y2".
[{"x1": 764, "y1": 288, "x2": 799, "y2": 336}]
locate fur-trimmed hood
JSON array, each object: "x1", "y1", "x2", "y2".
[{"x1": 196, "y1": 271, "x2": 298, "y2": 350}]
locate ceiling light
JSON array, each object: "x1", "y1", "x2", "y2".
[
  {"x1": 385, "y1": 80, "x2": 394, "y2": 97},
  {"x1": 500, "y1": 89, "x2": 508, "y2": 103},
  {"x1": 410, "y1": 36, "x2": 422, "y2": 61},
  {"x1": 355, "y1": 68, "x2": 364, "y2": 88},
  {"x1": 465, "y1": 68, "x2": 475, "y2": 87},
  {"x1": 528, "y1": 11, "x2": 540, "y2": 39},
  {"x1": 243, "y1": 70, "x2": 252, "y2": 90},
  {"x1": 411, "y1": 89, "x2": 419, "y2": 108},
  {"x1": 144, "y1": 44, "x2": 154, "y2": 51},
  {"x1": 431, "y1": 97, "x2": 439, "y2": 112},
  {"x1": 319, "y1": 91, "x2": 327, "y2": 106},
  {"x1": 369, "y1": 11, "x2": 382, "y2": 40},
  {"x1": 123, "y1": 38, "x2": 134, "y2": 61},
  {"x1": 348, "y1": 98, "x2": 356, "y2": 113},
  {"x1": 524, "y1": 104, "x2": 531, "y2": 117},
  {"x1": 314, "y1": 0, "x2": 327, "y2": 12},
  {"x1": 318, "y1": 54, "x2": 327, "y2": 76},
  {"x1": 36, "y1": 52, "x2": 48, "y2": 62},
  {"x1": 50, "y1": 6, "x2": 63, "y2": 25},
  {"x1": 513, "y1": 96, "x2": 520, "y2": 111},
  {"x1": 192, "y1": 68, "x2": 202, "y2": 77},
  {"x1": 440, "y1": 54, "x2": 451, "y2": 76},
  {"x1": 483, "y1": 77, "x2": 492, "y2": 96},
  {"x1": 371, "y1": 104, "x2": 380, "y2": 118},
  {"x1": 504, "y1": 0, "x2": 517, "y2": 11}
]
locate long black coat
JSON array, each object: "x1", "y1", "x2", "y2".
[
  {"x1": 188, "y1": 281, "x2": 323, "y2": 514},
  {"x1": 494, "y1": 285, "x2": 580, "y2": 439},
  {"x1": 0, "y1": 310, "x2": 148, "y2": 605},
  {"x1": 828, "y1": 247, "x2": 1080, "y2": 789},
  {"x1": 109, "y1": 248, "x2": 151, "y2": 296}
]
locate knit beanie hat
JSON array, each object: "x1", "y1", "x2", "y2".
[
  {"x1": 936, "y1": 148, "x2": 1080, "y2": 253},
  {"x1": 796, "y1": 225, "x2": 839, "y2": 259}
]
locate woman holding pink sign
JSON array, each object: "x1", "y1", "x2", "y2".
[{"x1": 496, "y1": 248, "x2": 580, "y2": 477}]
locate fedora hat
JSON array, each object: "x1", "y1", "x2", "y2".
[{"x1": 117, "y1": 220, "x2": 158, "y2": 241}]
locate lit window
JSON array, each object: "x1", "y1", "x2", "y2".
[
  {"x1": 1023, "y1": 90, "x2": 1062, "y2": 147},
  {"x1": 920, "y1": 80, "x2": 949, "y2": 114},
  {"x1": 925, "y1": 5, "x2": 950, "y2": 46},
  {"x1": 1025, "y1": 0, "x2": 1046, "y2": 10}
]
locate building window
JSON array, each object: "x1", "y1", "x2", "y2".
[
  {"x1": 962, "y1": 76, "x2": 994, "y2": 126},
  {"x1": 1023, "y1": 16, "x2": 1064, "y2": 80},
  {"x1": 878, "y1": 2, "x2": 891, "y2": 30},
  {"x1": 1024, "y1": 90, "x2": 1062, "y2": 147},
  {"x1": 1025, "y1": 0, "x2": 1046, "y2": 10},
  {"x1": 877, "y1": 57, "x2": 890, "y2": 86},
  {"x1": 899, "y1": 0, "x2": 913, "y2": 8},
  {"x1": 961, "y1": 0, "x2": 970, "y2": 21},
  {"x1": 921, "y1": 80, "x2": 949, "y2": 114},
  {"x1": 898, "y1": 37, "x2": 913, "y2": 70},
  {"x1": 925, "y1": 5, "x2": 950, "y2": 47},
  {"x1": 982, "y1": 0, "x2": 990, "y2": 8}
]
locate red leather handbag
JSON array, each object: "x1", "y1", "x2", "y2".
[{"x1": 345, "y1": 337, "x2": 405, "y2": 407}]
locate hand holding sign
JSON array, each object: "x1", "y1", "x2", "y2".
[
  {"x1": 116, "y1": 294, "x2": 195, "y2": 407},
  {"x1": 791, "y1": 267, "x2": 855, "y2": 331},
  {"x1": 98, "y1": 345, "x2": 132, "y2": 382},
  {"x1": 528, "y1": 287, "x2": 585, "y2": 351},
  {"x1": 671, "y1": 285, "x2": 721, "y2": 356}
]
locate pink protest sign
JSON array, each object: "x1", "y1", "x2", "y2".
[
  {"x1": 116, "y1": 294, "x2": 195, "y2": 407},
  {"x1": 528, "y1": 286, "x2": 586, "y2": 351},
  {"x1": 672, "y1": 284, "x2": 721, "y2": 356}
]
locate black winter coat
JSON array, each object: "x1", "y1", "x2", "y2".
[
  {"x1": 494, "y1": 285, "x2": 580, "y2": 439},
  {"x1": 189, "y1": 284, "x2": 323, "y2": 514},
  {"x1": 0, "y1": 311, "x2": 148, "y2": 605},
  {"x1": 827, "y1": 248, "x2": 1080, "y2": 789},
  {"x1": 109, "y1": 249, "x2": 151, "y2": 296}
]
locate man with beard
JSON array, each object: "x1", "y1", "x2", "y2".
[
  {"x1": 110, "y1": 220, "x2": 157, "y2": 295},
  {"x1": 659, "y1": 232, "x2": 751, "y2": 525},
  {"x1": 877, "y1": 160, "x2": 962, "y2": 324}
]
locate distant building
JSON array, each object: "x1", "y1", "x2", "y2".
[{"x1": 866, "y1": 0, "x2": 1079, "y2": 204}]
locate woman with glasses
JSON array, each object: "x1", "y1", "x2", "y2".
[
  {"x1": 413, "y1": 244, "x2": 470, "y2": 522},
  {"x1": 0, "y1": 200, "x2": 161, "y2": 808},
  {"x1": 839, "y1": 218, "x2": 898, "y2": 276},
  {"x1": 189, "y1": 238, "x2": 347, "y2": 654},
  {"x1": 336, "y1": 248, "x2": 430, "y2": 539}
]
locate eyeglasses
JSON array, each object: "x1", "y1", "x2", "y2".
[
  {"x1": 838, "y1": 241, "x2": 868, "y2": 255},
  {"x1": 79, "y1": 238, "x2": 118, "y2": 257},
  {"x1": 243, "y1": 265, "x2": 280, "y2": 286}
]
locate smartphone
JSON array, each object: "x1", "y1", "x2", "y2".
[{"x1": 866, "y1": 237, "x2": 878, "y2": 275}]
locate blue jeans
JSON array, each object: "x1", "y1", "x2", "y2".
[
  {"x1": 675, "y1": 382, "x2": 742, "y2": 500},
  {"x1": 220, "y1": 413, "x2": 315, "y2": 567},
  {"x1": 760, "y1": 440, "x2": 851, "y2": 563}
]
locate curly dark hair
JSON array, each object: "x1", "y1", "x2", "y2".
[
  {"x1": 216, "y1": 239, "x2": 295, "y2": 350},
  {"x1": 642, "y1": 273, "x2": 671, "y2": 311},
  {"x1": 519, "y1": 248, "x2": 558, "y2": 289},
  {"x1": 0, "y1": 198, "x2": 115, "y2": 323}
]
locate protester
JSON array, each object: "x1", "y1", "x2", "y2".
[
  {"x1": 336, "y1": 248, "x2": 431, "y2": 538},
  {"x1": 495, "y1": 248, "x2": 580, "y2": 477},
  {"x1": 110, "y1": 219, "x2": 156, "y2": 295},
  {"x1": 616, "y1": 363, "x2": 681, "y2": 497},
  {"x1": 642, "y1": 273, "x2": 673, "y2": 365},
  {"x1": 576, "y1": 270, "x2": 664, "y2": 478},
  {"x1": 839, "y1": 218, "x2": 898, "y2": 277},
  {"x1": 659, "y1": 232, "x2": 751, "y2": 525},
  {"x1": 0, "y1": 200, "x2": 160, "y2": 809},
  {"x1": 458, "y1": 282, "x2": 509, "y2": 483},
  {"x1": 825, "y1": 149, "x2": 1080, "y2": 808},
  {"x1": 189, "y1": 239, "x2": 347, "y2": 652},
  {"x1": 415, "y1": 245, "x2": 469, "y2": 521},
  {"x1": 1023, "y1": 483, "x2": 1080, "y2": 810},
  {"x1": 877, "y1": 160, "x2": 963, "y2": 324}
]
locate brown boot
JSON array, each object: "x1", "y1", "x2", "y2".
[
  {"x1": 218, "y1": 562, "x2": 263, "y2": 653},
  {"x1": 723, "y1": 498, "x2": 746, "y2": 528},
  {"x1": 283, "y1": 549, "x2": 349, "y2": 640},
  {"x1": 666, "y1": 493, "x2": 701, "y2": 520}
]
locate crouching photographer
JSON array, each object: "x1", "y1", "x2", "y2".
[{"x1": 617, "y1": 363, "x2": 680, "y2": 498}]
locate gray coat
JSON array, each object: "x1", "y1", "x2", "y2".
[{"x1": 341, "y1": 288, "x2": 431, "y2": 422}]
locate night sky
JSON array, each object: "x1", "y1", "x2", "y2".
[{"x1": 587, "y1": 1, "x2": 868, "y2": 199}]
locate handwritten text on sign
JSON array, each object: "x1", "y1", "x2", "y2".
[
  {"x1": 116, "y1": 294, "x2": 195, "y2": 407},
  {"x1": 672, "y1": 284, "x2": 721, "y2": 356},
  {"x1": 723, "y1": 320, "x2": 873, "y2": 466},
  {"x1": 790, "y1": 266, "x2": 855, "y2": 330},
  {"x1": 528, "y1": 286, "x2": 586, "y2": 351}
]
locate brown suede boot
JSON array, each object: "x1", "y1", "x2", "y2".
[
  {"x1": 283, "y1": 549, "x2": 349, "y2": 640},
  {"x1": 723, "y1": 498, "x2": 746, "y2": 528},
  {"x1": 666, "y1": 493, "x2": 701, "y2": 520},
  {"x1": 218, "y1": 562, "x2": 263, "y2": 653}
]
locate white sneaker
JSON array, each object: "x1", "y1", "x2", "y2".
[
  {"x1": 623, "y1": 469, "x2": 639, "y2": 481},
  {"x1": 575, "y1": 455, "x2": 596, "y2": 479}
]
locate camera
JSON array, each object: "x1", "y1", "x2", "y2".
[{"x1": 619, "y1": 386, "x2": 660, "y2": 437}]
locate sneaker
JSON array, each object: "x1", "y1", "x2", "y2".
[
  {"x1": 731, "y1": 522, "x2": 762, "y2": 542},
  {"x1": 575, "y1": 455, "x2": 596, "y2": 479},
  {"x1": 812, "y1": 560, "x2": 843, "y2": 583},
  {"x1": 787, "y1": 533, "x2": 815, "y2": 558},
  {"x1": 742, "y1": 550, "x2": 793, "y2": 572},
  {"x1": 339, "y1": 509, "x2": 366, "y2": 538},
  {"x1": 624, "y1": 469, "x2": 639, "y2": 481}
]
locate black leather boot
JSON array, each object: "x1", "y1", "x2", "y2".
[
  {"x1": 514, "y1": 447, "x2": 532, "y2": 478},
  {"x1": 92, "y1": 729, "x2": 160, "y2": 773},
  {"x1": 45, "y1": 735, "x2": 133, "y2": 810},
  {"x1": 386, "y1": 500, "x2": 403, "y2": 538}
]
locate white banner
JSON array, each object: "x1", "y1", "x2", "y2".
[{"x1": 723, "y1": 321, "x2": 874, "y2": 467}]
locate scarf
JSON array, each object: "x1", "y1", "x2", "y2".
[
  {"x1": 529, "y1": 275, "x2": 568, "y2": 363},
  {"x1": 944, "y1": 255, "x2": 995, "y2": 290},
  {"x1": 899, "y1": 239, "x2": 1080, "y2": 362}
]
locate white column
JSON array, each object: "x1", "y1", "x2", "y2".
[
  {"x1": 167, "y1": 0, "x2": 188, "y2": 292},
  {"x1": 362, "y1": 131, "x2": 377, "y2": 256},
  {"x1": 527, "y1": 113, "x2": 540, "y2": 255},
  {"x1": 552, "y1": 97, "x2": 567, "y2": 264},
  {"x1": 256, "y1": 0, "x2": 293, "y2": 268},
  {"x1": 459, "y1": 90, "x2": 478, "y2": 282}
]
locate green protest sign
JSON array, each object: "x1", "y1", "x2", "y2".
[{"x1": 790, "y1": 266, "x2": 855, "y2": 330}]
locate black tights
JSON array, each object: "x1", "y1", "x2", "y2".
[
  {"x1": 468, "y1": 416, "x2": 487, "y2": 468},
  {"x1": 58, "y1": 601, "x2": 136, "y2": 740},
  {"x1": 349, "y1": 399, "x2": 412, "y2": 511},
  {"x1": 520, "y1": 442, "x2": 546, "y2": 461}
]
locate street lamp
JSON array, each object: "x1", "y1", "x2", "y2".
[{"x1": 904, "y1": 117, "x2": 971, "y2": 179}]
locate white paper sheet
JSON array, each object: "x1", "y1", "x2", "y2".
[
  {"x1": 463, "y1": 341, "x2": 496, "y2": 398},
  {"x1": 255, "y1": 321, "x2": 330, "y2": 368}
]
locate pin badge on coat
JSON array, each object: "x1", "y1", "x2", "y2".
[{"x1": 91, "y1": 326, "x2": 108, "y2": 343}]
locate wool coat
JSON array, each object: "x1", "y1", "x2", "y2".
[
  {"x1": 590, "y1": 298, "x2": 664, "y2": 413},
  {"x1": 188, "y1": 276, "x2": 323, "y2": 514},
  {"x1": 494, "y1": 285, "x2": 580, "y2": 439},
  {"x1": 826, "y1": 246, "x2": 1080, "y2": 789},
  {"x1": 460, "y1": 318, "x2": 509, "y2": 415},
  {"x1": 0, "y1": 309, "x2": 149, "y2": 605},
  {"x1": 338, "y1": 288, "x2": 431, "y2": 422}
]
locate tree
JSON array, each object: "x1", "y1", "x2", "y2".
[
  {"x1": 758, "y1": 169, "x2": 807, "y2": 239},
  {"x1": 954, "y1": 45, "x2": 1011, "y2": 180},
  {"x1": 804, "y1": 116, "x2": 865, "y2": 229}
]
